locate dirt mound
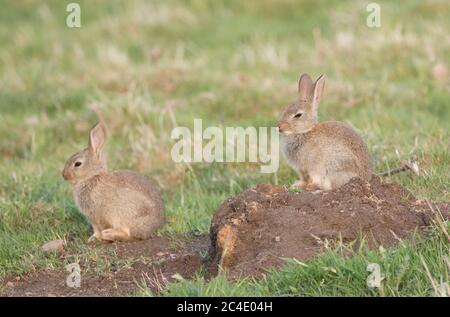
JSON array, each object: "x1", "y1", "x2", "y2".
[{"x1": 208, "y1": 176, "x2": 450, "y2": 278}]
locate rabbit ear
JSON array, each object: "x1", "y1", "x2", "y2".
[
  {"x1": 312, "y1": 74, "x2": 326, "y2": 110},
  {"x1": 89, "y1": 122, "x2": 107, "y2": 158},
  {"x1": 298, "y1": 73, "x2": 314, "y2": 101}
]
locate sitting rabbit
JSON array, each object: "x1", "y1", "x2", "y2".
[
  {"x1": 62, "y1": 122, "x2": 165, "y2": 242},
  {"x1": 277, "y1": 73, "x2": 372, "y2": 191}
]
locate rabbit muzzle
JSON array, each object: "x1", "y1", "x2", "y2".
[
  {"x1": 62, "y1": 169, "x2": 70, "y2": 181},
  {"x1": 277, "y1": 122, "x2": 291, "y2": 135}
]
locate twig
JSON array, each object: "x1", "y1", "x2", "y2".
[{"x1": 379, "y1": 155, "x2": 420, "y2": 177}]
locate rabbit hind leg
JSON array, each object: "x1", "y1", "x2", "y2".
[
  {"x1": 100, "y1": 228, "x2": 132, "y2": 242},
  {"x1": 329, "y1": 171, "x2": 357, "y2": 189}
]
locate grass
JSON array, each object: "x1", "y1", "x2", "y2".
[
  {"x1": 0, "y1": 0, "x2": 449, "y2": 296},
  {"x1": 156, "y1": 228, "x2": 450, "y2": 297}
]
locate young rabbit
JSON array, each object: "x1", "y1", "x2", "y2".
[
  {"x1": 277, "y1": 73, "x2": 372, "y2": 191},
  {"x1": 62, "y1": 122, "x2": 165, "y2": 242}
]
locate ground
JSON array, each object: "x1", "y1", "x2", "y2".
[
  {"x1": 0, "y1": 0, "x2": 449, "y2": 296},
  {"x1": 208, "y1": 177, "x2": 450, "y2": 279}
]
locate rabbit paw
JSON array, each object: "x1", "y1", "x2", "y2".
[
  {"x1": 290, "y1": 180, "x2": 306, "y2": 190},
  {"x1": 100, "y1": 228, "x2": 131, "y2": 242},
  {"x1": 87, "y1": 232, "x2": 100, "y2": 244},
  {"x1": 305, "y1": 182, "x2": 322, "y2": 193}
]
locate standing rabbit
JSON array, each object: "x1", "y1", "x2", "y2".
[
  {"x1": 62, "y1": 122, "x2": 165, "y2": 242},
  {"x1": 277, "y1": 73, "x2": 372, "y2": 191}
]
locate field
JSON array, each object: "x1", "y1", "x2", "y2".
[{"x1": 0, "y1": 0, "x2": 449, "y2": 296}]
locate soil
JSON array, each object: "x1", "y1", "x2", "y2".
[
  {"x1": 1, "y1": 235, "x2": 209, "y2": 297},
  {"x1": 208, "y1": 176, "x2": 450, "y2": 279},
  {"x1": 1, "y1": 176, "x2": 449, "y2": 296}
]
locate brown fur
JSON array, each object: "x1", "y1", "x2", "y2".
[
  {"x1": 62, "y1": 122, "x2": 165, "y2": 242},
  {"x1": 277, "y1": 74, "x2": 372, "y2": 190}
]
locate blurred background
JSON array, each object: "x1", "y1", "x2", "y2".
[{"x1": 0, "y1": 0, "x2": 449, "y2": 276}]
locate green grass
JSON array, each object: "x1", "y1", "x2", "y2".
[
  {"x1": 0, "y1": 0, "x2": 449, "y2": 296},
  {"x1": 155, "y1": 228, "x2": 450, "y2": 297}
]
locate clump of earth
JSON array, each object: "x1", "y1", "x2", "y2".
[{"x1": 208, "y1": 176, "x2": 449, "y2": 278}]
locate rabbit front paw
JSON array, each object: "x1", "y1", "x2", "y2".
[
  {"x1": 290, "y1": 180, "x2": 306, "y2": 190},
  {"x1": 87, "y1": 232, "x2": 101, "y2": 244}
]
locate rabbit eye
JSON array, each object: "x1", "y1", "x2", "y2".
[
  {"x1": 74, "y1": 161, "x2": 82, "y2": 167},
  {"x1": 294, "y1": 112, "x2": 303, "y2": 118}
]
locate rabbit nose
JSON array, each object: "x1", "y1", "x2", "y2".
[{"x1": 277, "y1": 124, "x2": 283, "y2": 133}]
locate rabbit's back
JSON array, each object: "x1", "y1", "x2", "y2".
[
  {"x1": 107, "y1": 171, "x2": 165, "y2": 229},
  {"x1": 109, "y1": 170, "x2": 163, "y2": 205},
  {"x1": 305, "y1": 121, "x2": 371, "y2": 180}
]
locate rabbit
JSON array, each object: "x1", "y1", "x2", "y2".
[
  {"x1": 62, "y1": 122, "x2": 165, "y2": 242},
  {"x1": 277, "y1": 73, "x2": 372, "y2": 191}
]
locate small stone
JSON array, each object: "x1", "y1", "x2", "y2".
[
  {"x1": 6, "y1": 282, "x2": 14, "y2": 287},
  {"x1": 41, "y1": 239, "x2": 65, "y2": 253},
  {"x1": 275, "y1": 236, "x2": 281, "y2": 242},
  {"x1": 156, "y1": 252, "x2": 165, "y2": 257}
]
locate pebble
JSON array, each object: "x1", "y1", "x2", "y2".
[{"x1": 41, "y1": 239, "x2": 65, "y2": 253}]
